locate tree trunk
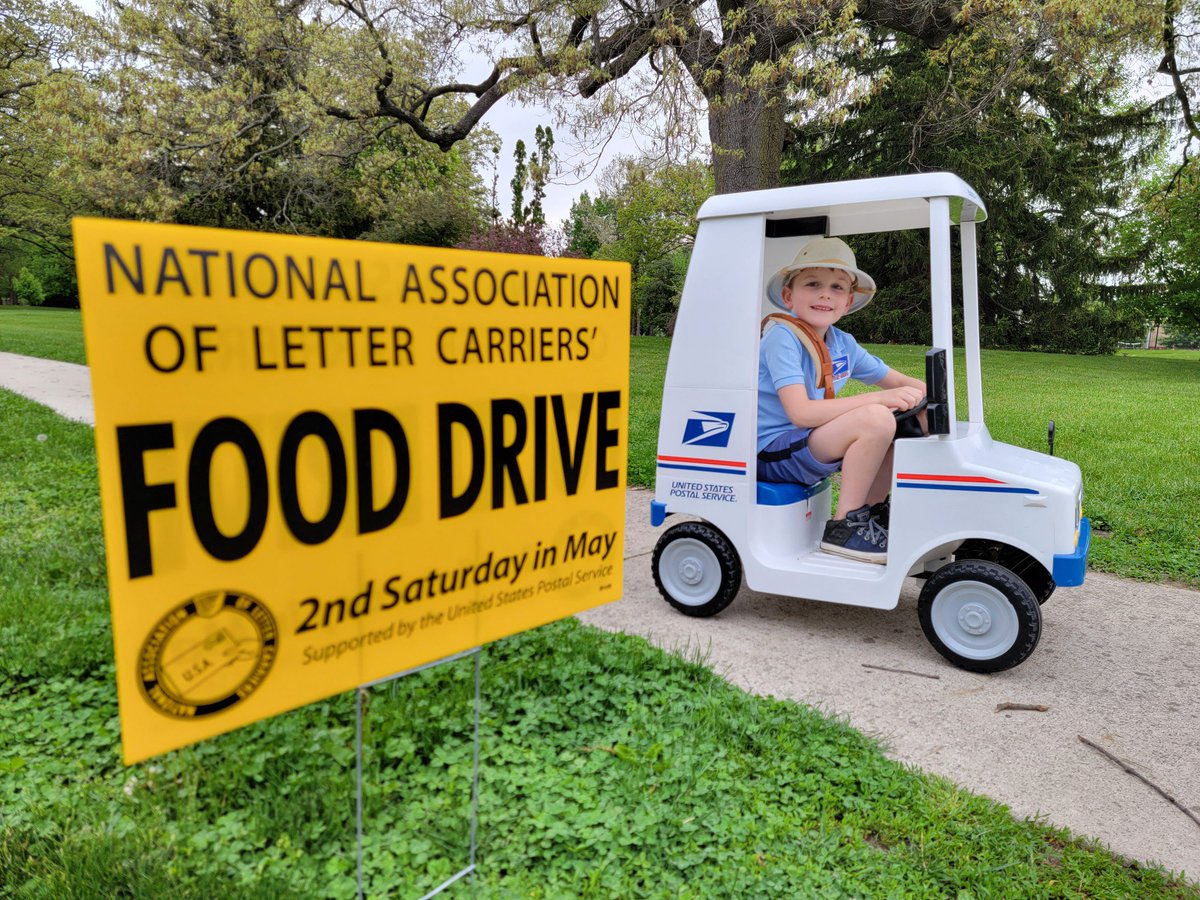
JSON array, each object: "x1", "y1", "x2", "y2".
[{"x1": 707, "y1": 92, "x2": 785, "y2": 194}]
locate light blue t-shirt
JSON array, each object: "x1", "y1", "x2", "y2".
[{"x1": 757, "y1": 322, "x2": 889, "y2": 452}]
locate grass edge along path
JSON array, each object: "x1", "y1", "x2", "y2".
[
  {"x1": 0, "y1": 307, "x2": 88, "y2": 365},
  {"x1": 2, "y1": 388, "x2": 1198, "y2": 897}
]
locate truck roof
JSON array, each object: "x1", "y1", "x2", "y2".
[{"x1": 697, "y1": 173, "x2": 987, "y2": 235}]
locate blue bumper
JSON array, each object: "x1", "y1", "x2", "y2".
[{"x1": 1053, "y1": 517, "x2": 1090, "y2": 587}]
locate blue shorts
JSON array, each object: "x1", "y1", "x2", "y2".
[{"x1": 756, "y1": 428, "x2": 842, "y2": 485}]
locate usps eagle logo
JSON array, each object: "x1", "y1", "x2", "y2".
[{"x1": 682, "y1": 411, "x2": 735, "y2": 447}]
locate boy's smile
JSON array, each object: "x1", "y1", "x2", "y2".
[{"x1": 781, "y1": 267, "x2": 855, "y2": 334}]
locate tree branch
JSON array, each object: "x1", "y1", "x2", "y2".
[
  {"x1": 856, "y1": 0, "x2": 962, "y2": 46},
  {"x1": 1160, "y1": 4, "x2": 1200, "y2": 143},
  {"x1": 673, "y1": 8, "x2": 722, "y2": 76}
]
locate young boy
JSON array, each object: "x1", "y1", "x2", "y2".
[{"x1": 757, "y1": 238, "x2": 925, "y2": 564}]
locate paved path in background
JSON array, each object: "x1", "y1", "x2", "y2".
[
  {"x1": 2, "y1": 352, "x2": 1198, "y2": 880},
  {"x1": 0, "y1": 352, "x2": 94, "y2": 424}
]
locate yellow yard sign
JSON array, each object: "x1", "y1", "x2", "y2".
[{"x1": 73, "y1": 219, "x2": 630, "y2": 764}]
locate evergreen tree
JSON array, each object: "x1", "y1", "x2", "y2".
[
  {"x1": 510, "y1": 127, "x2": 555, "y2": 226},
  {"x1": 511, "y1": 139, "x2": 528, "y2": 225},
  {"x1": 528, "y1": 126, "x2": 554, "y2": 226},
  {"x1": 784, "y1": 33, "x2": 1160, "y2": 353}
]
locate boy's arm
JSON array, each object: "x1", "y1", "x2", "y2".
[
  {"x1": 875, "y1": 368, "x2": 927, "y2": 395},
  {"x1": 777, "y1": 381, "x2": 924, "y2": 428}
]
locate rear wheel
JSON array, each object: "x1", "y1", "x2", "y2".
[
  {"x1": 652, "y1": 522, "x2": 741, "y2": 618},
  {"x1": 918, "y1": 560, "x2": 1041, "y2": 673}
]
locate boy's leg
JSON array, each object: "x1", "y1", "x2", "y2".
[
  {"x1": 867, "y1": 444, "x2": 894, "y2": 506},
  {"x1": 807, "y1": 404, "x2": 896, "y2": 518}
]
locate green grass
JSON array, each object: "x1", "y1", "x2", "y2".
[
  {"x1": 0, "y1": 307, "x2": 87, "y2": 365},
  {"x1": 1, "y1": 387, "x2": 1196, "y2": 896},
  {"x1": 629, "y1": 336, "x2": 671, "y2": 487},
  {"x1": 1118, "y1": 348, "x2": 1200, "y2": 361},
  {"x1": 3, "y1": 314, "x2": 1196, "y2": 584},
  {"x1": 631, "y1": 337, "x2": 1200, "y2": 586}
]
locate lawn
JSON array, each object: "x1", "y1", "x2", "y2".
[
  {"x1": 0, "y1": 307, "x2": 88, "y2": 365},
  {"x1": 3, "y1": 309, "x2": 1197, "y2": 583},
  {"x1": 2, "y1": 386, "x2": 1195, "y2": 897},
  {"x1": 630, "y1": 336, "x2": 1200, "y2": 586},
  {"x1": 1118, "y1": 348, "x2": 1200, "y2": 361}
]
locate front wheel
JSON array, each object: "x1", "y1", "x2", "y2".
[
  {"x1": 918, "y1": 560, "x2": 1041, "y2": 673},
  {"x1": 652, "y1": 521, "x2": 742, "y2": 618}
]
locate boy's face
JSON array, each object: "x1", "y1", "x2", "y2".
[{"x1": 781, "y1": 267, "x2": 855, "y2": 332}]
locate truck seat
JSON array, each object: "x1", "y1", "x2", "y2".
[{"x1": 757, "y1": 478, "x2": 830, "y2": 506}]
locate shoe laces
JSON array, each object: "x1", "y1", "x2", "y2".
[{"x1": 854, "y1": 516, "x2": 887, "y2": 547}]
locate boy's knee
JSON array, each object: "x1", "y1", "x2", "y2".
[{"x1": 862, "y1": 403, "x2": 897, "y2": 437}]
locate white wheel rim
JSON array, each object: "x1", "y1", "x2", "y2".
[
  {"x1": 659, "y1": 538, "x2": 721, "y2": 606},
  {"x1": 930, "y1": 579, "x2": 1019, "y2": 660}
]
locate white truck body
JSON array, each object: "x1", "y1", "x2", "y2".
[{"x1": 651, "y1": 174, "x2": 1089, "y2": 669}]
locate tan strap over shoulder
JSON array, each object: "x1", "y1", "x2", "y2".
[{"x1": 760, "y1": 313, "x2": 835, "y2": 399}]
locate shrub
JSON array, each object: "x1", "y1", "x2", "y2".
[
  {"x1": 12, "y1": 267, "x2": 46, "y2": 306},
  {"x1": 457, "y1": 221, "x2": 576, "y2": 257}
]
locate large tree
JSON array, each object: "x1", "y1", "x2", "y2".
[
  {"x1": 0, "y1": 1, "x2": 74, "y2": 245},
  {"x1": 1160, "y1": 0, "x2": 1200, "y2": 152},
  {"x1": 784, "y1": 23, "x2": 1160, "y2": 353},
  {"x1": 0, "y1": 0, "x2": 85, "y2": 295},
  {"x1": 1115, "y1": 156, "x2": 1200, "y2": 334},
  {"x1": 304, "y1": 0, "x2": 965, "y2": 194},
  {"x1": 590, "y1": 157, "x2": 712, "y2": 332},
  {"x1": 48, "y1": 0, "x2": 488, "y2": 243}
]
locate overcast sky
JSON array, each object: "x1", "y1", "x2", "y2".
[{"x1": 462, "y1": 93, "x2": 648, "y2": 226}]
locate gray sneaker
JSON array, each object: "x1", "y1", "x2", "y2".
[{"x1": 820, "y1": 505, "x2": 888, "y2": 564}]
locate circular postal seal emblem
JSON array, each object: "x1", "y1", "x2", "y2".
[{"x1": 139, "y1": 590, "x2": 277, "y2": 719}]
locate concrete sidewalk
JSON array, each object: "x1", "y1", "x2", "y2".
[
  {"x1": 3, "y1": 352, "x2": 1198, "y2": 879},
  {"x1": 0, "y1": 352, "x2": 94, "y2": 425},
  {"x1": 586, "y1": 489, "x2": 1200, "y2": 880}
]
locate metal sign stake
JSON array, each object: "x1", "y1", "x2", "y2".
[{"x1": 356, "y1": 647, "x2": 483, "y2": 900}]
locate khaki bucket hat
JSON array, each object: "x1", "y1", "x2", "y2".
[{"x1": 766, "y1": 237, "x2": 877, "y2": 314}]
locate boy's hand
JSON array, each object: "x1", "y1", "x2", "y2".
[{"x1": 879, "y1": 386, "x2": 924, "y2": 411}]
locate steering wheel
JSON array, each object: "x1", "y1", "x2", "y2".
[
  {"x1": 893, "y1": 396, "x2": 928, "y2": 422},
  {"x1": 894, "y1": 396, "x2": 928, "y2": 438}
]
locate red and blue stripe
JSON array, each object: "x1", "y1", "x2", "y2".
[
  {"x1": 896, "y1": 473, "x2": 1037, "y2": 495},
  {"x1": 657, "y1": 455, "x2": 747, "y2": 477}
]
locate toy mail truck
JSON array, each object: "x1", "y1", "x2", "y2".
[{"x1": 650, "y1": 173, "x2": 1089, "y2": 673}]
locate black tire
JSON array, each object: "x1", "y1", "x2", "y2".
[
  {"x1": 1026, "y1": 568, "x2": 1056, "y2": 605},
  {"x1": 953, "y1": 540, "x2": 1055, "y2": 605},
  {"x1": 918, "y1": 560, "x2": 1042, "y2": 673},
  {"x1": 651, "y1": 521, "x2": 742, "y2": 618}
]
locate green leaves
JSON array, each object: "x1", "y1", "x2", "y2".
[
  {"x1": 1117, "y1": 156, "x2": 1200, "y2": 334},
  {"x1": 575, "y1": 159, "x2": 711, "y2": 335},
  {"x1": 785, "y1": 17, "x2": 1161, "y2": 354}
]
